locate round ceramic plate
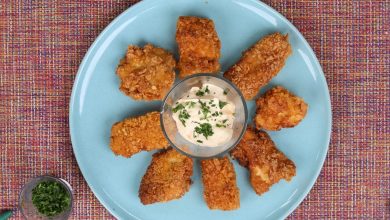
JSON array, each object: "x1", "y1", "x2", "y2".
[{"x1": 69, "y1": 0, "x2": 331, "y2": 219}]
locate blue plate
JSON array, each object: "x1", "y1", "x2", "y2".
[{"x1": 69, "y1": 0, "x2": 332, "y2": 219}]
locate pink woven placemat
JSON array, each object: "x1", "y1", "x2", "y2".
[{"x1": 1, "y1": 1, "x2": 389, "y2": 219}]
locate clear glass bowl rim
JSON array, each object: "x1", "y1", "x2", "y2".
[
  {"x1": 160, "y1": 73, "x2": 248, "y2": 159},
  {"x1": 19, "y1": 175, "x2": 74, "y2": 220}
]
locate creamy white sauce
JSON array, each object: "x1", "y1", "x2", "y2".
[{"x1": 172, "y1": 83, "x2": 235, "y2": 147}]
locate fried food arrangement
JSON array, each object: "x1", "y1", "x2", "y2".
[
  {"x1": 176, "y1": 16, "x2": 221, "y2": 77},
  {"x1": 109, "y1": 16, "x2": 306, "y2": 210},
  {"x1": 255, "y1": 86, "x2": 308, "y2": 131},
  {"x1": 110, "y1": 112, "x2": 169, "y2": 158},
  {"x1": 139, "y1": 148, "x2": 193, "y2": 205},
  {"x1": 116, "y1": 44, "x2": 176, "y2": 100},
  {"x1": 231, "y1": 128, "x2": 296, "y2": 195},
  {"x1": 224, "y1": 33, "x2": 292, "y2": 99},
  {"x1": 200, "y1": 157, "x2": 240, "y2": 210}
]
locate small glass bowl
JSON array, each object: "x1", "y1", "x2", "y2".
[
  {"x1": 19, "y1": 175, "x2": 73, "y2": 220},
  {"x1": 161, "y1": 74, "x2": 248, "y2": 158}
]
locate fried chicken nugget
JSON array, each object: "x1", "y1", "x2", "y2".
[
  {"x1": 231, "y1": 128, "x2": 296, "y2": 195},
  {"x1": 110, "y1": 112, "x2": 168, "y2": 158},
  {"x1": 200, "y1": 157, "x2": 240, "y2": 210},
  {"x1": 176, "y1": 16, "x2": 221, "y2": 77},
  {"x1": 116, "y1": 44, "x2": 176, "y2": 100},
  {"x1": 139, "y1": 148, "x2": 193, "y2": 205},
  {"x1": 224, "y1": 33, "x2": 292, "y2": 100},
  {"x1": 255, "y1": 86, "x2": 308, "y2": 131}
]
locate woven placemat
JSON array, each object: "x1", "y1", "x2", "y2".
[{"x1": 1, "y1": 1, "x2": 389, "y2": 219}]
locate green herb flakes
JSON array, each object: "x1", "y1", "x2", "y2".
[
  {"x1": 216, "y1": 123, "x2": 227, "y2": 128},
  {"x1": 196, "y1": 86, "x2": 210, "y2": 97},
  {"x1": 219, "y1": 101, "x2": 228, "y2": 109},
  {"x1": 223, "y1": 88, "x2": 229, "y2": 95},
  {"x1": 196, "y1": 90, "x2": 205, "y2": 96},
  {"x1": 179, "y1": 109, "x2": 190, "y2": 126},
  {"x1": 204, "y1": 86, "x2": 210, "y2": 94},
  {"x1": 194, "y1": 123, "x2": 214, "y2": 139},
  {"x1": 198, "y1": 100, "x2": 211, "y2": 119},
  {"x1": 187, "y1": 101, "x2": 196, "y2": 108},
  {"x1": 31, "y1": 181, "x2": 70, "y2": 217},
  {"x1": 172, "y1": 103, "x2": 185, "y2": 113}
]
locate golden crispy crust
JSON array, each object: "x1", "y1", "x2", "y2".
[
  {"x1": 139, "y1": 149, "x2": 193, "y2": 205},
  {"x1": 176, "y1": 16, "x2": 221, "y2": 77},
  {"x1": 116, "y1": 44, "x2": 176, "y2": 100},
  {"x1": 224, "y1": 33, "x2": 292, "y2": 100},
  {"x1": 200, "y1": 157, "x2": 240, "y2": 210},
  {"x1": 255, "y1": 86, "x2": 308, "y2": 131},
  {"x1": 110, "y1": 112, "x2": 168, "y2": 158},
  {"x1": 230, "y1": 128, "x2": 296, "y2": 195}
]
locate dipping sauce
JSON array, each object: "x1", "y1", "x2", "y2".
[{"x1": 172, "y1": 83, "x2": 235, "y2": 147}]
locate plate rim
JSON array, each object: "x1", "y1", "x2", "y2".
[{"x1": 69, "y1": 0, "x2": 332, "y2": 219}]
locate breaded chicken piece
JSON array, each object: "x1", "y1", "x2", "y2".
[
  {"x1": 224, "y1": 33, "x2": 292, "y2": 100},
  {"x1": 110, "y1": 112, "x2": 168, "y2": 158},
  {"x1": 176, "y1": 16, "x2": 221, "y2": 77},
  {"x1": 255, "y1": 86, "x2": 308, "y2": 131},
  {"x1": 200, "y1": 157, "x2": 240, "y2": 210},
  {"x1": 230, "y1": 128, "x2": 296, "y2": 195},
  {"x1": 139, "y1": 148, "x2": 193, "y2": 205},
  {"x1": 116, "y1": 44, "x2": 176, "y2": 100}
]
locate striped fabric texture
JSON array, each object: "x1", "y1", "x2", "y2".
[{"x1": 0, "y1": 1, "x2": 389, "y2": 219}]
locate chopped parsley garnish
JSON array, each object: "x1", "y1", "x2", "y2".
[
  {"x1": 178, "y1": 109, "x2": 190, "y2": 126},
  {"x1": 194, "y1": 123, "x2": 214, "y2": 139},
  {"x1": 195, "y1": 86, "x2": 210, "y2": 97},
  {"x1": 172, "y1": 103, "x2": 185, "y2": 113},
  {"x1": 198, "y1": 100, "x2": 211, "y2": 119},
  {"x1": 204, "y1": 86, "x2": 210, "y2": 94},
  {"x1": 197, "y1": 140, "x2": 203, "y2": 143},
  {"x1": 222, "y1": 119, "x2": 228, "y2": 123},
  {"x1": 219, "y1": 101, "x2": 228, "y2": 109},
  {"x1": 196, "y1": 90, "x2": 205, "y2": 96},
  {"x1": 223, "y1": 88, "x2": 229, "y2": 95},
  {"x1": 211, "y1": 112, "x2": 220, "y2": 117},
  {"x1": 216, "y1": 123, "x2": 227, "y2": 128},
  {"x1": 186, "y1": 101, "x2": 196, "y2": 108},
  {"x1": 32, "y1": 181, "x2": 71, "y2": 217}
]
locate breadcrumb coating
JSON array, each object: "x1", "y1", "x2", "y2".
[
  {"x1": 255, "y1": 86, "x2": 308, "y2": 131},
  {"x1": 200, "y1": 157, "x2": 240, "y2": 210},
  {"x1": 230, "y1": 128, "x2": 296, "y2": 195},
  {"x1": 224, "y1": 33, "x2": 292, "y2": 100},
  {"x1": 139, "y1": 148, "x2": 193, "y2": 205},
  {"x1": 176, "y1": 16, "x2": 221, "y2": 77},
  {"x1": 116, "y1": 44, "x2": 176, "y2": 100},
  {"x1": 110, "y1": 112, "x2": 168, "y2": 158}
]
